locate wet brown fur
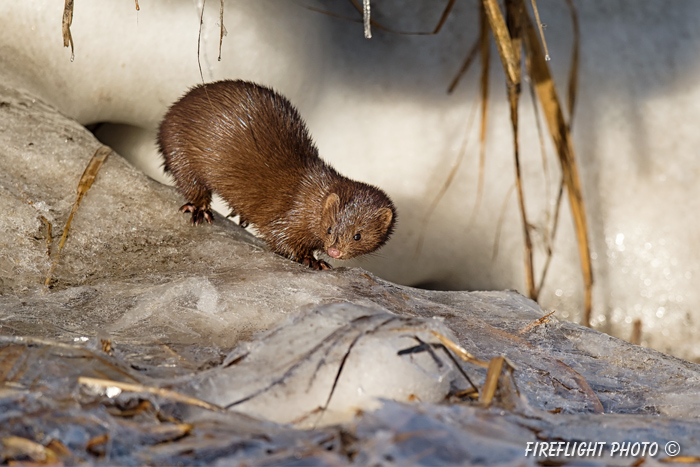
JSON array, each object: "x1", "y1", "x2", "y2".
[{"x1": 158, "y1": 80, "x2": 397, "y2": 269}]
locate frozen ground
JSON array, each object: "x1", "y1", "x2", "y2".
[
  {"x1": 2, "y1": 83, "x2": 700, "y2": 465},
  {"x1": 3, "y1": 1, "x2": 700, "y2": 359}
]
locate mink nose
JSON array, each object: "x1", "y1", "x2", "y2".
[{"x1": 327, "y1": 247, "x2": 342, "y2": 259}]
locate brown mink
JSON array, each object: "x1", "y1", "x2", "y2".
[{"x1": 158, "y1": 79, "x2": 396, "y2": 270}]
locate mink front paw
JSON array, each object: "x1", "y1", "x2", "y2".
[
  {"x1": 180, "y1": 204, "x2": 214, "y2": 225},
  {"x1": 301, "y1": 257, "x2": 332, "y2": 270}
]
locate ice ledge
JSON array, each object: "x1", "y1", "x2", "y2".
[{"x1": 2, "y1": 83, "x2": 700, "y2": 464}]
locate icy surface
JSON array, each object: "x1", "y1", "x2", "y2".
[
  {"x1": 2, "y1": 83, "x2": 700, "y2": 464},
  {"x1": 190, "y1": 304, "x2": 461, "y2": 427},
  {"x1": 2, "y1": 0, "x2": 700, "y2": 359}
]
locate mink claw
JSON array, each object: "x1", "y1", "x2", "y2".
[
  {"x1": 180, "y1": 204, "x2": 214, "y2": 225},
  {"x1": 193, "y1": 210, "x2": 214, "y2": 225},
  {"x1": 180, "y1": 203, "x2": 196, "y2": 214},
  {"x1": 301, "y1": 257, "x2": 332, "y2": 271}
]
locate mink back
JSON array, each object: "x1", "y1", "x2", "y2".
[{"x1": 159, "y1": 79, "x2": 325, "y2": 212}]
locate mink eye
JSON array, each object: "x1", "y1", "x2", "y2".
[
  {"x1": 327, "y1": 227, "x2": 332, "y2": 235},
  {"x1": 353, "y1": 233, "x2": 361, "y2": 241}
]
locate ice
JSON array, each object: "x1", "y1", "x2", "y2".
[
  {"x1": 3, "y1": 82, "x2": 700, "y2": 464},
  {"x1": 3, "y1": 0, "x2": 700, "y2": 360},
  {"x1": 189, "y1": 304, "x2": 460, "y2": 426}
]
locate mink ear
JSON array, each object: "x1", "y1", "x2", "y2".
[
  {"x1": 323, "y1": 193, "x2": 340, "y2": 217},
  {"x1": 378, "y1": 207, "x2": 394, "y2": 231}
]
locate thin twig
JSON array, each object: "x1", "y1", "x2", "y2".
[
  {"x1": 197, "y1": 1, "x2": 216, "y2": 112},
  {"x1": 469, "y1": 2, "x2": 491, "y2": 225},
  {"x1": 517, "y1": 310, "x2": 556, "y2": 335},
  {"x1": 432, "y1": 0, "x2": 457, "y2": 34},
  {"x1": 448, "y1": 38, "x2": 480, "y2": 94},
  {"x1": 218, "y1": 0, "x2": 226, "y2": 61},
  {"x1": 40, "y1": 216, "x2": 52, "y2": 257},
  {"x1": 537, "y1": 178, "x2": 564, "y2": 293},
  {"x1": 429, "y1": 331, "x2": 489, "y2": 368},
  {"x1": 78, "y1": 377, "x2": 226, "y2": 412},
  {"x1": 197, "y1": 0, "x2": 207, "y2": 83},
  {"x1": 415, "y1": 86, "x2": 479, "y2": 257},
  {"x1": 492, "y1": 183, "x2": 515, "y2": 261},
  {"x1": 564, "y1": 0, "x2": 580, "y2": 127},
  {"x1": 44, "y1": 146, "x2": 111, "y2": 290}
]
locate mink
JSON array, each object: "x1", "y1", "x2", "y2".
[{"x1": 158, "y1": 80, "x2": 396, "y2": 270}]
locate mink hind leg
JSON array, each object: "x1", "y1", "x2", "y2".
[{"x1": 170, "y1": 169, "x2": 214, "y2": 225}]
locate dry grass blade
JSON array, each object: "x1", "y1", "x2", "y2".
[
  {"x1": 447, "y1": 37, "x2": 479, "y2": 94},
  {"x1": 86, "y1": 433, "x2": 109, "y2": 455},
  {"x1": 44, "y1": 146, "x2": 111, "y2": 290},
  {"x1": 537, "y1": 179, "x2": 564, "y2": 293},
  {"x1": 1, "y1": 436, "x2": 57, "y2": 463},
  {"x1": 78, "y1": 377, "x2": 226, "y2": 412},
  {"x1": 300, "y1": 5, "x2": 363, "y2": 24},
  {"x1": 529, "y1": 0, "x2": 550, "y2": 60},
  {"x1": 479, "y1": 356, "x2": 504, "y2": 406},
  {"x1": 415, "y1": 88, "x2": 479, "y2": 257},
  {"x1": 469, "y1": 3, "x2": 491, "y2": 225},
  {"x1": 429, "y1": 331, "x2": 489, "y2": 368},
  {"x1": 526, "y1": 56, "x2": 551, "y2": 205},
  {"x1": 14, "y1": 185, "x2": 54, "y2": 258},
  {"x1": 62, "y1": 0, "x2": 74, "y2": 60},
  {"x1": 197, "y1": 0, "x2": 207, "y2": 83},
  {"x1": 512, "y1": 134, "x2": 536, "y2": 302},
  {"x1": 481, "y1": 0, "x2": 518, "y2": 87},
  {"x1": 433, "y1": 0, "x2": 457, "y2": 34},
  {"x1": 218, "y1": 0, "x2": 226, "y2": 61},
  {"x1": 630, "y1": 319, "x2": 642, "y2": 345},
  {"x1": 40, "y1": 216, "x2": 52, "y2": 257},
  {"x1": 504, "y1": 0, "x2": 537, "y2": 301},
  {"x1": 659, "y1": 457, "x2": 700, "y2": 464},
  {"x1": 525, "y1": 51, "x2": 558, "y2": 296},
  {"x1": 0, "y1": 345, "x2": 25, "y2": 382},
  {"x1": 492, "y1": 183, "x2": 515, "y2": 260},
  {"x1": 519, "y1": 0, "x2": 593, "y2": 326},
  {"x1": 76, "y1": 146, "x2": 111, "y2": 193},
  {"x1": 517, "y1": 310, "x2": 556, "y2": 335},
  {"x1": 564, "y1": 0, "x2": 580, "y2": 125},
  {"x1": 196, "y1": 1, "x2": 216, "y2": 113}
]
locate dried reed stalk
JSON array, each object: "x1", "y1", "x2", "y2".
[
  {"x1": 44, "y1": 146, "x2": 111, "y2": 290},
  {"x1": 478, "y1": 0, "x2": 591, "y2": 324},
  {"x1": 517, "y1": 0, "x2": 593, "y2": 325}
]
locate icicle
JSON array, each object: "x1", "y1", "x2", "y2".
[{"x1": 363, "y1": 0, "x2": 372, "y2": 39}]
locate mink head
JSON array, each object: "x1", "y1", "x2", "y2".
[{"x1": 320, "y1": 185, "x2": 396, "y2": 260}]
